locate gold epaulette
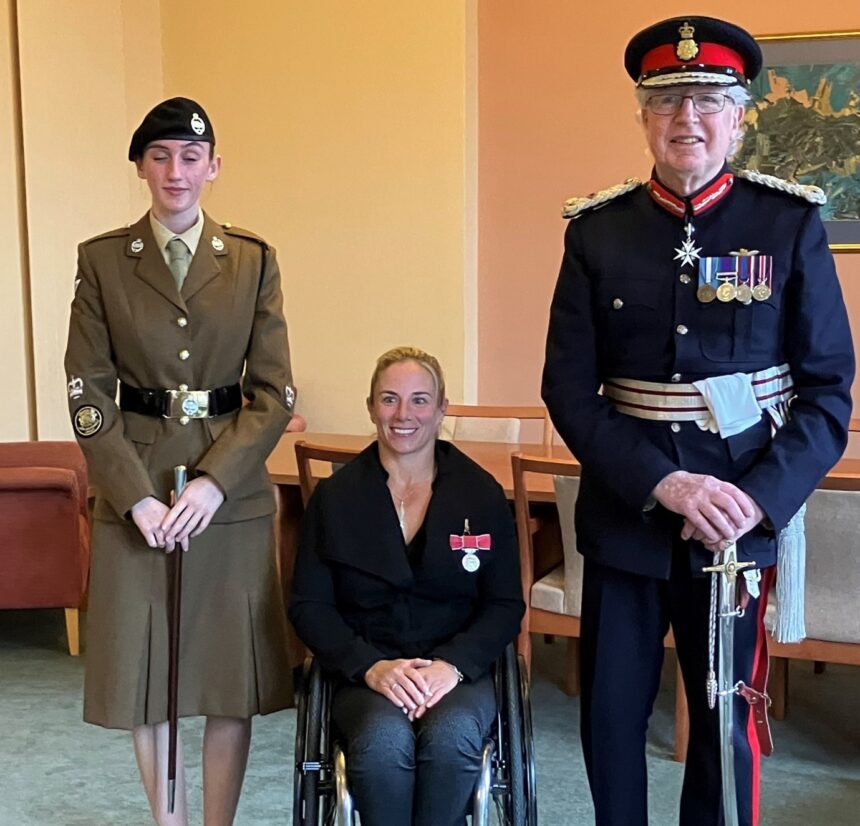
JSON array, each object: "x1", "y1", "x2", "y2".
[
  {"x1": 562, "y1": 178, "x2": 644, "y2": 219},
  {"x1": 222, "y1": 223, "x2": 269, "y2": 248},
  {"x1": 734, "y1": 168, "x2": 826, "y2": 205}
]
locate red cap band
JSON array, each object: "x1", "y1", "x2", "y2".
[{"x1": 641, "y1": 43, "x2": 746, "y2": 77}]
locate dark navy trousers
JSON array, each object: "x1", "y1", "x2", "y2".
[{"x1": 580, "y1": 546, "x2": 771, "y2": 826}]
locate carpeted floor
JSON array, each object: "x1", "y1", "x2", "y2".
[{"x1": 1, "y1": 609, "x2": 857, "y2": 825}]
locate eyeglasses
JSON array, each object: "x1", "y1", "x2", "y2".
[{"x1": 644, "y1": 92, "x2": 732, "y2": 115}]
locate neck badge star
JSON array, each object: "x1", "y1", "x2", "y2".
[{"x1": 674, "y1": 223, "x2": 702, "y2": 268}]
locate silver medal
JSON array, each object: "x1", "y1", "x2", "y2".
[{"x1": 462, "y1": 553, "x2": 480, "y2": 573}]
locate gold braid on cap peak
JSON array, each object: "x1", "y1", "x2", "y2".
[
  {"x1": 735, "y1": 168, "x2": 826, "y2": 205},
  {"x1": 562, "y1": 178, "x2": 644, "y2": 219}
]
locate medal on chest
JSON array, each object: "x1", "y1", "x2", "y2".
[
  {"x1": 697, "y1": 249, "x2": 772, "y2": 305},
  {"x1": 449, "y1": 518, "x2": 491, "y2": 573}
]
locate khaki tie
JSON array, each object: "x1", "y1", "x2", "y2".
[{"x1": 166, "y1": 237, "x2": 191, "y2": 291}]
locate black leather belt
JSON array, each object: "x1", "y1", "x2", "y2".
[{"x1": 119, "y1": 382, "x2": 242, "y2": 419}]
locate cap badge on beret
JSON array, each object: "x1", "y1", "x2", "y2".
[
  {"x1": 191, "y1": 113, "x2": 206, "y2": 136},
  {"x1": 676, "y1": 22, "x2": 699, "y2": 61}
]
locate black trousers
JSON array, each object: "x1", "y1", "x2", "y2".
[
  {"x1": 331, "y1": 674, "x2": 496, "y2": 826},
  {"x1": 580, "y1": 548, "x2": 771, "y2": 826}
]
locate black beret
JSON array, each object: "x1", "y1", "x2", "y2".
[
  {"x1": 128, "y1": 97, "x2": 215, "y2": 161},
  {"x1": 625, "y1": 16, "x2": 762, "y2": 88}
]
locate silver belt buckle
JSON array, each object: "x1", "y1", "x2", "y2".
[{"x1": 166, "y1": 389, "x2": 210, "y2": 419}]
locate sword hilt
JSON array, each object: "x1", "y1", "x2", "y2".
[
  {"x1": 702, "y1": 558, "x2": 755, "y2": 577},
  {"x1": 703, "y1": 543, "x2": 754, "y2": 580}
]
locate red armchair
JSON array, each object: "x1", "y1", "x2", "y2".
[{"x1": 0, "y1": 441, "x2": 90, "y2": 655}]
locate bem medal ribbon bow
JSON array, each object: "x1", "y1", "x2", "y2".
[{"x1": 450, "y1": 518, "x2": 490, "y2": 572}]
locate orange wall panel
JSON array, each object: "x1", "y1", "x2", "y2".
[{"x1": 478, "y1": 1, "x2": 860, "y2": 429}]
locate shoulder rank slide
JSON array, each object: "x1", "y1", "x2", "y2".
[
  {"x1": 562, "y1": 178, "x2": 644, "y2": 219},
  {"x1": 82, "y1": 226, "x2": 131, "y2": 246},
  {"x1": 222, "y1": 223, "x2": 269, "y2": 249},
  {"x1": 734, "y1": 168, "x2": 826, "y2": 205}
]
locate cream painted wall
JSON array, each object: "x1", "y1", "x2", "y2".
[
  {"x1": 0, "y1": 1, "x2": 30, "y2": 440},
  {"x1": 16, "y1": 0, "x2": 162, "y2": 440},
  {"x1": 161, "y1": 1, "x2": 469, "y2": 434}
]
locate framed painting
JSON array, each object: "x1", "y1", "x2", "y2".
[{"x1": 734, "y1": 31, "x2": 860, "y2": 252}]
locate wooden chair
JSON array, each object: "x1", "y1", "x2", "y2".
[
  {"x1": 0, "y1": 441, "x2": 91, "y2": 655},
  {"x1": 512, "y1": 452, "x2": 689, "y2": 762},
  {"x1": 512, "y1": 453, "x2": 582, "y2": 692},
  {"x1": 288, "y1": 441, "x2": 364, "y2": 665},
  {"x1": 766, "y1": 482, "x2": 860, "y2": 719},
  {"x1": 443, "y1": 404, "x2": 554, "y2": 446},
  {"x1": 294, "y1": 441, "x2": 363, "y2": 506}
]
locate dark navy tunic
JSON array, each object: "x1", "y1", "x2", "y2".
[{"x1": 542, "y1": 169, "x2": 854, "y2": 580}]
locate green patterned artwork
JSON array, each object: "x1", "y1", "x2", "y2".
[{"x1": 736, "y1": 34, "x2": 860, "y2": 248}]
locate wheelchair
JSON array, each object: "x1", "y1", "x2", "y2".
[{"x1": 293, "y1": 643, "x2": 537, "y2": 825}]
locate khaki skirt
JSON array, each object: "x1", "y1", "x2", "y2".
[{"x1": 84, "y1": 515, "x2": 291, "y2": 730}]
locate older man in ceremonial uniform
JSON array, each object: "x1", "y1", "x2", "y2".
[{"x1": 542, "y1": 16, "x2": 854, "y2": 826}]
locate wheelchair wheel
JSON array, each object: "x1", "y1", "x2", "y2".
[
  {"x1": 501, "y1": 646, "x2": 538, "y2": 826},
  {"x1": 517, "y1": 653, "x2": 538, "y2": 825},
  {"x1": 293, "y1": 658, "x2": 327, "y2": 825}
]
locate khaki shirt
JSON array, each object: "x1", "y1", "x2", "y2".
[{"x1": 149, "y1": 208, "x2": 204, "y2": 264}]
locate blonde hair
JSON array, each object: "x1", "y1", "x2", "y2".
[{"x1": 369, "y1": 346, "x2": 446, "y2": 405}]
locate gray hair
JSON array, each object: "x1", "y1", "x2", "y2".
[{"x1": 635, "y1": 85, "x2": 751, "y2": 159}]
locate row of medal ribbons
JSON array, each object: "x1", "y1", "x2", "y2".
[{"x1": 697, "y1": 252, "x2": 772, "y2": 304}]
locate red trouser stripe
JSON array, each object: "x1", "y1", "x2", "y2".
[{"x1": 746, "y1": 566, "x2": 775, "y2": 826}]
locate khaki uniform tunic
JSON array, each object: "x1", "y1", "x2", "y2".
[{"x1": 65, "y1": 211, "x2": 294, "y2": 729}]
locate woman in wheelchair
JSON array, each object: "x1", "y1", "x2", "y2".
[{"x1": 290, "y1": 346, "x2": 525, "y2": 826}]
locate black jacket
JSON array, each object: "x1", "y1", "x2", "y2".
[{"x1": 289, "y1": 441, "x2": 525, "y2": 682}]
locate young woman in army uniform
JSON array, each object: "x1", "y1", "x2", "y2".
[{"x1": 66, "y1": 97, "x2": 296, "y2": 826}]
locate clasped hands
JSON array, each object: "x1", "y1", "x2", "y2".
[
  {"x1": 653, "y1": 470, "x2": 764, "y2": 552},
  {"x1": 365, "y1": 658, "x2": 461, "y2": 721},
  {"x1": 130, "y1": 476, "x2": 225, "y2": 552}
]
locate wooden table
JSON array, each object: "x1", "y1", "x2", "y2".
[
  {"x1": 268, "y1": 430, "x2": 860, "y2": 591},
  {"x1": 267, "y1": 432, "x2": 575, "y2": 501},
  {"x1": 268, "y1": 432, "x2": 860, "y2": 664},
  {"x1": 268, "y1": 431, "x2": 860, "y2": 497}
]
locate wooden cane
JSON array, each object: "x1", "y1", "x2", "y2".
[{"x1": 167, "y1": 465, "x2": 187, "y2": 814}]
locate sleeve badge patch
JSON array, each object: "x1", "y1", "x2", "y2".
[{"x1": 74, "y1": 405, "x2": 103, "y2": 437}]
